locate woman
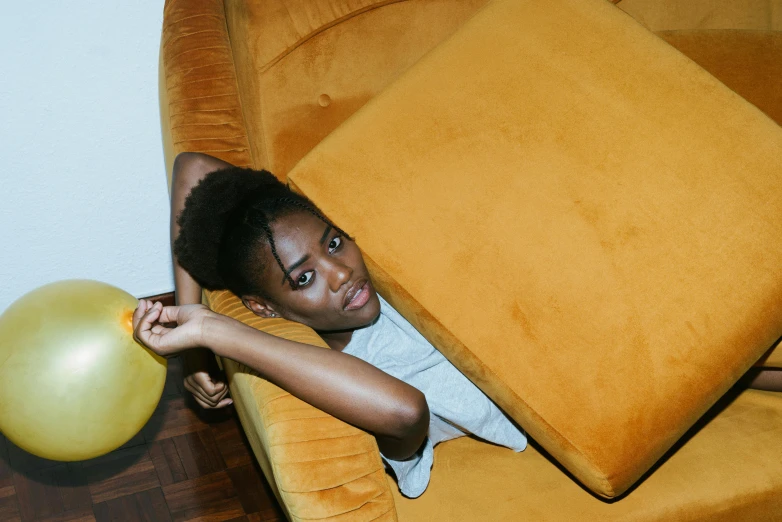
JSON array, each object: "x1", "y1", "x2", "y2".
[
  {"x1": 133, "y1": 152, "x2": 527, "y2": 497},
  {"x1": 133, "y1": 152, "x2": 781, "y2": 497}
]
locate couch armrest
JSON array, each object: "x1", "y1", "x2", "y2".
[
  {"x1": 161, "y1": 1, "x2": 398, "y2": 517},
  {"x1": 204, "y1": 290, "x2": 397, "y2": 522}
]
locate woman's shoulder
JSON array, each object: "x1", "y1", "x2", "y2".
[
  {"x1": 346, "y1": 293, "x2": 440, "y2": 363},
  {"x1": 375, "y1": 294, "x2": 431, "y2": 344}
]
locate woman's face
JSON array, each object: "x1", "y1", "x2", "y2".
[{"x1": 252, "y1": 211, "x2": 381, "y2": 332}]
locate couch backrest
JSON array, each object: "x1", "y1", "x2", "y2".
[
  {"x1": 616, "y1": 0, "x2": 782, "y2": 31},
  {"x1": 223, "y1": 0, "x2": 489, "y2": 179}
]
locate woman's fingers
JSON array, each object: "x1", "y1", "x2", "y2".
[
  {"x1": 133, "y1": 302, "x2": 162, "y2": 344},
  {"x1": 215, "y1": 397, "x2": 234, "y2": 408},
  {"x1": 184, "y1": 378, "x2": 230, "y2": 408},
  {"x1": 132, "y1": 299, "x2": 152, "y2": 329},
  {"x1": 157, "y1": 305, "x2": 182, "y2": 324},
  {"x1": 184, "y1": 380, "x2": 217, "y2": 406},
  {"x1": 135, "y1": 301, "x2": 179, "y2": 326},
  {"x1": 192, "y1": 394, "x2": 215, "y2": 410},
  {"x1": 192, "y1": 391, "x2": 233, "y2": 409},
  {"x1": 184, "y1": 375, "x2": 227, "y2": 402},
  {"x1": 190, "y1": 371, "x2": 225, "y2": 396},
  {"x1": 195, "y1": 395, "x2": 232, "y2": 409}
]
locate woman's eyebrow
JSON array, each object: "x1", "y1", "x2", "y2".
[
  {"x1": 319, "y1": 225, "x2": 333, "y2": 245},
  {"x1": 281, "y1": 255, "x2": 310, "y2": 285},
  {"x1": 280, "y1": 225, "x2": 333, "y2": 284}
]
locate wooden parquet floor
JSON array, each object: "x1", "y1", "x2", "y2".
[{"x1": 0, "y1": 355, "x2": 286, "y2": 522}]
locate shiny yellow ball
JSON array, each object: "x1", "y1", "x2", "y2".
[{"x1": 0, "y1": 280, "x2": 167, "y2": 461}]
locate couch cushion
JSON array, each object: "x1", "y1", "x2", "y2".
[
  {"x1": 288, "y1": 0, "x2": 782, "y2": 497},
  {"x1": 392, "y1": 390, "x2": 782, "y2": 521},
  {"x1": 653, "y1": 27, "x2": 782, "y2": 369},
  {"x1": 653, "y1": 25, "x2": 782, "y2": 370}
]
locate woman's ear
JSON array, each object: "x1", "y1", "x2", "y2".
[{"x1": 242, "y1": 297, "x2": 281, "y2": 318}]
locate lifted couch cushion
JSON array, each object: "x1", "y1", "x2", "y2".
[{"x1": 288, "y1": 0, "x2": 782, "y2": 497}]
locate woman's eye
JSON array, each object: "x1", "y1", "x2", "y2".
[
  {"x1": 328, "y1": 236, "x2": 342, "y2": 254},
  {"x1": 297, "y1": 271, "x2": 314, "y2": 287}
]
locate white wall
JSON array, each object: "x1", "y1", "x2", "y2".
[{"x1": 0, "y1": 1, "x2": 173, "y2": 313}]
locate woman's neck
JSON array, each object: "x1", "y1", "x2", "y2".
[
  {"x1": 319, "y1": 310, "x2": 381, "y2": 351},
  {"x1": 320, "y1": 330, "x2": 354, "y2": 352}
]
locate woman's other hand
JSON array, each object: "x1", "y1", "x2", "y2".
[
  {"x1": 132, "y1": 299, "x2": 211, "y2": 357},
  {"x1": 183, "y1": 348, "x2": 233, "y2": 409}
]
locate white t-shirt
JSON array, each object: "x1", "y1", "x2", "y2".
[{"x1": 343, "y1": 295, "x2": 527, "y2": 498}]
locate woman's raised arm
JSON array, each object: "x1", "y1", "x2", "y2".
[
  {"x1": 170, "y1": 152, "x2": 234, "y2": 305},
  {"x1": 170, "y1": 152, "x2": 235, "y2": 408}
]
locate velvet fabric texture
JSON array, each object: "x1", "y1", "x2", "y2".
[
  {"x1": 637, "y1": 0, "x2": 782, "y2": 369},
  {"x1": 159, "y1": 0, "x2": 255, "y2": 180},
  {"x1": 391, "y1": 390, "x2": 782, "y2": 521},
  {"x1": 222, "y1": 0, "x2": 489, "y2": 178},
  {"x1": 616, "y1": 0, "x2": 782, "y2": 32},
  {"x1": 287, "y1": 0, "x2": 782, "y2": 498},
  {"x1": 657, "y1": 30, "x2": 782, "y2": 126},
  {"x1": 759, "y1": 341, "x2": 782, "y2": 367},
  {"x1": 159, "y1": 0, "x2": 782, "y2": 518}
]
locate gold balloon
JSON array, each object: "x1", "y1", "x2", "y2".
[{"x1": 0, "y1": 280, "x2": 167, "y2": 461}]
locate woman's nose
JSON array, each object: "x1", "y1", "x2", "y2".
[{"x1": 328, "y1": 260, "x2": 353, "y2": 292}]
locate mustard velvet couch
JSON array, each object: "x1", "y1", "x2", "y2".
[{"x1": 159, "y1": 0, "x2": 782, "y2": 520}]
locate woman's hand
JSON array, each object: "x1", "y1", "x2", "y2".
[
  {"x1": 132, "y1": 299, "x2": 213, "y2": 357},
  {"x1": 134, "y1": 300, "x2": 233, "y2": 408},
  {"x1": 183, "y1": 348, "x2": 233, "y2": 409}
]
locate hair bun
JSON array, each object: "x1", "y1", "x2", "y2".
[{"x1": 173, "y1": 167, "x2": 281, "y2": 290}]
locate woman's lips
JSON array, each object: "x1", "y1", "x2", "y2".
[{"x1": 344, "y1": 281, "x2": 371, "y2": 311}]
